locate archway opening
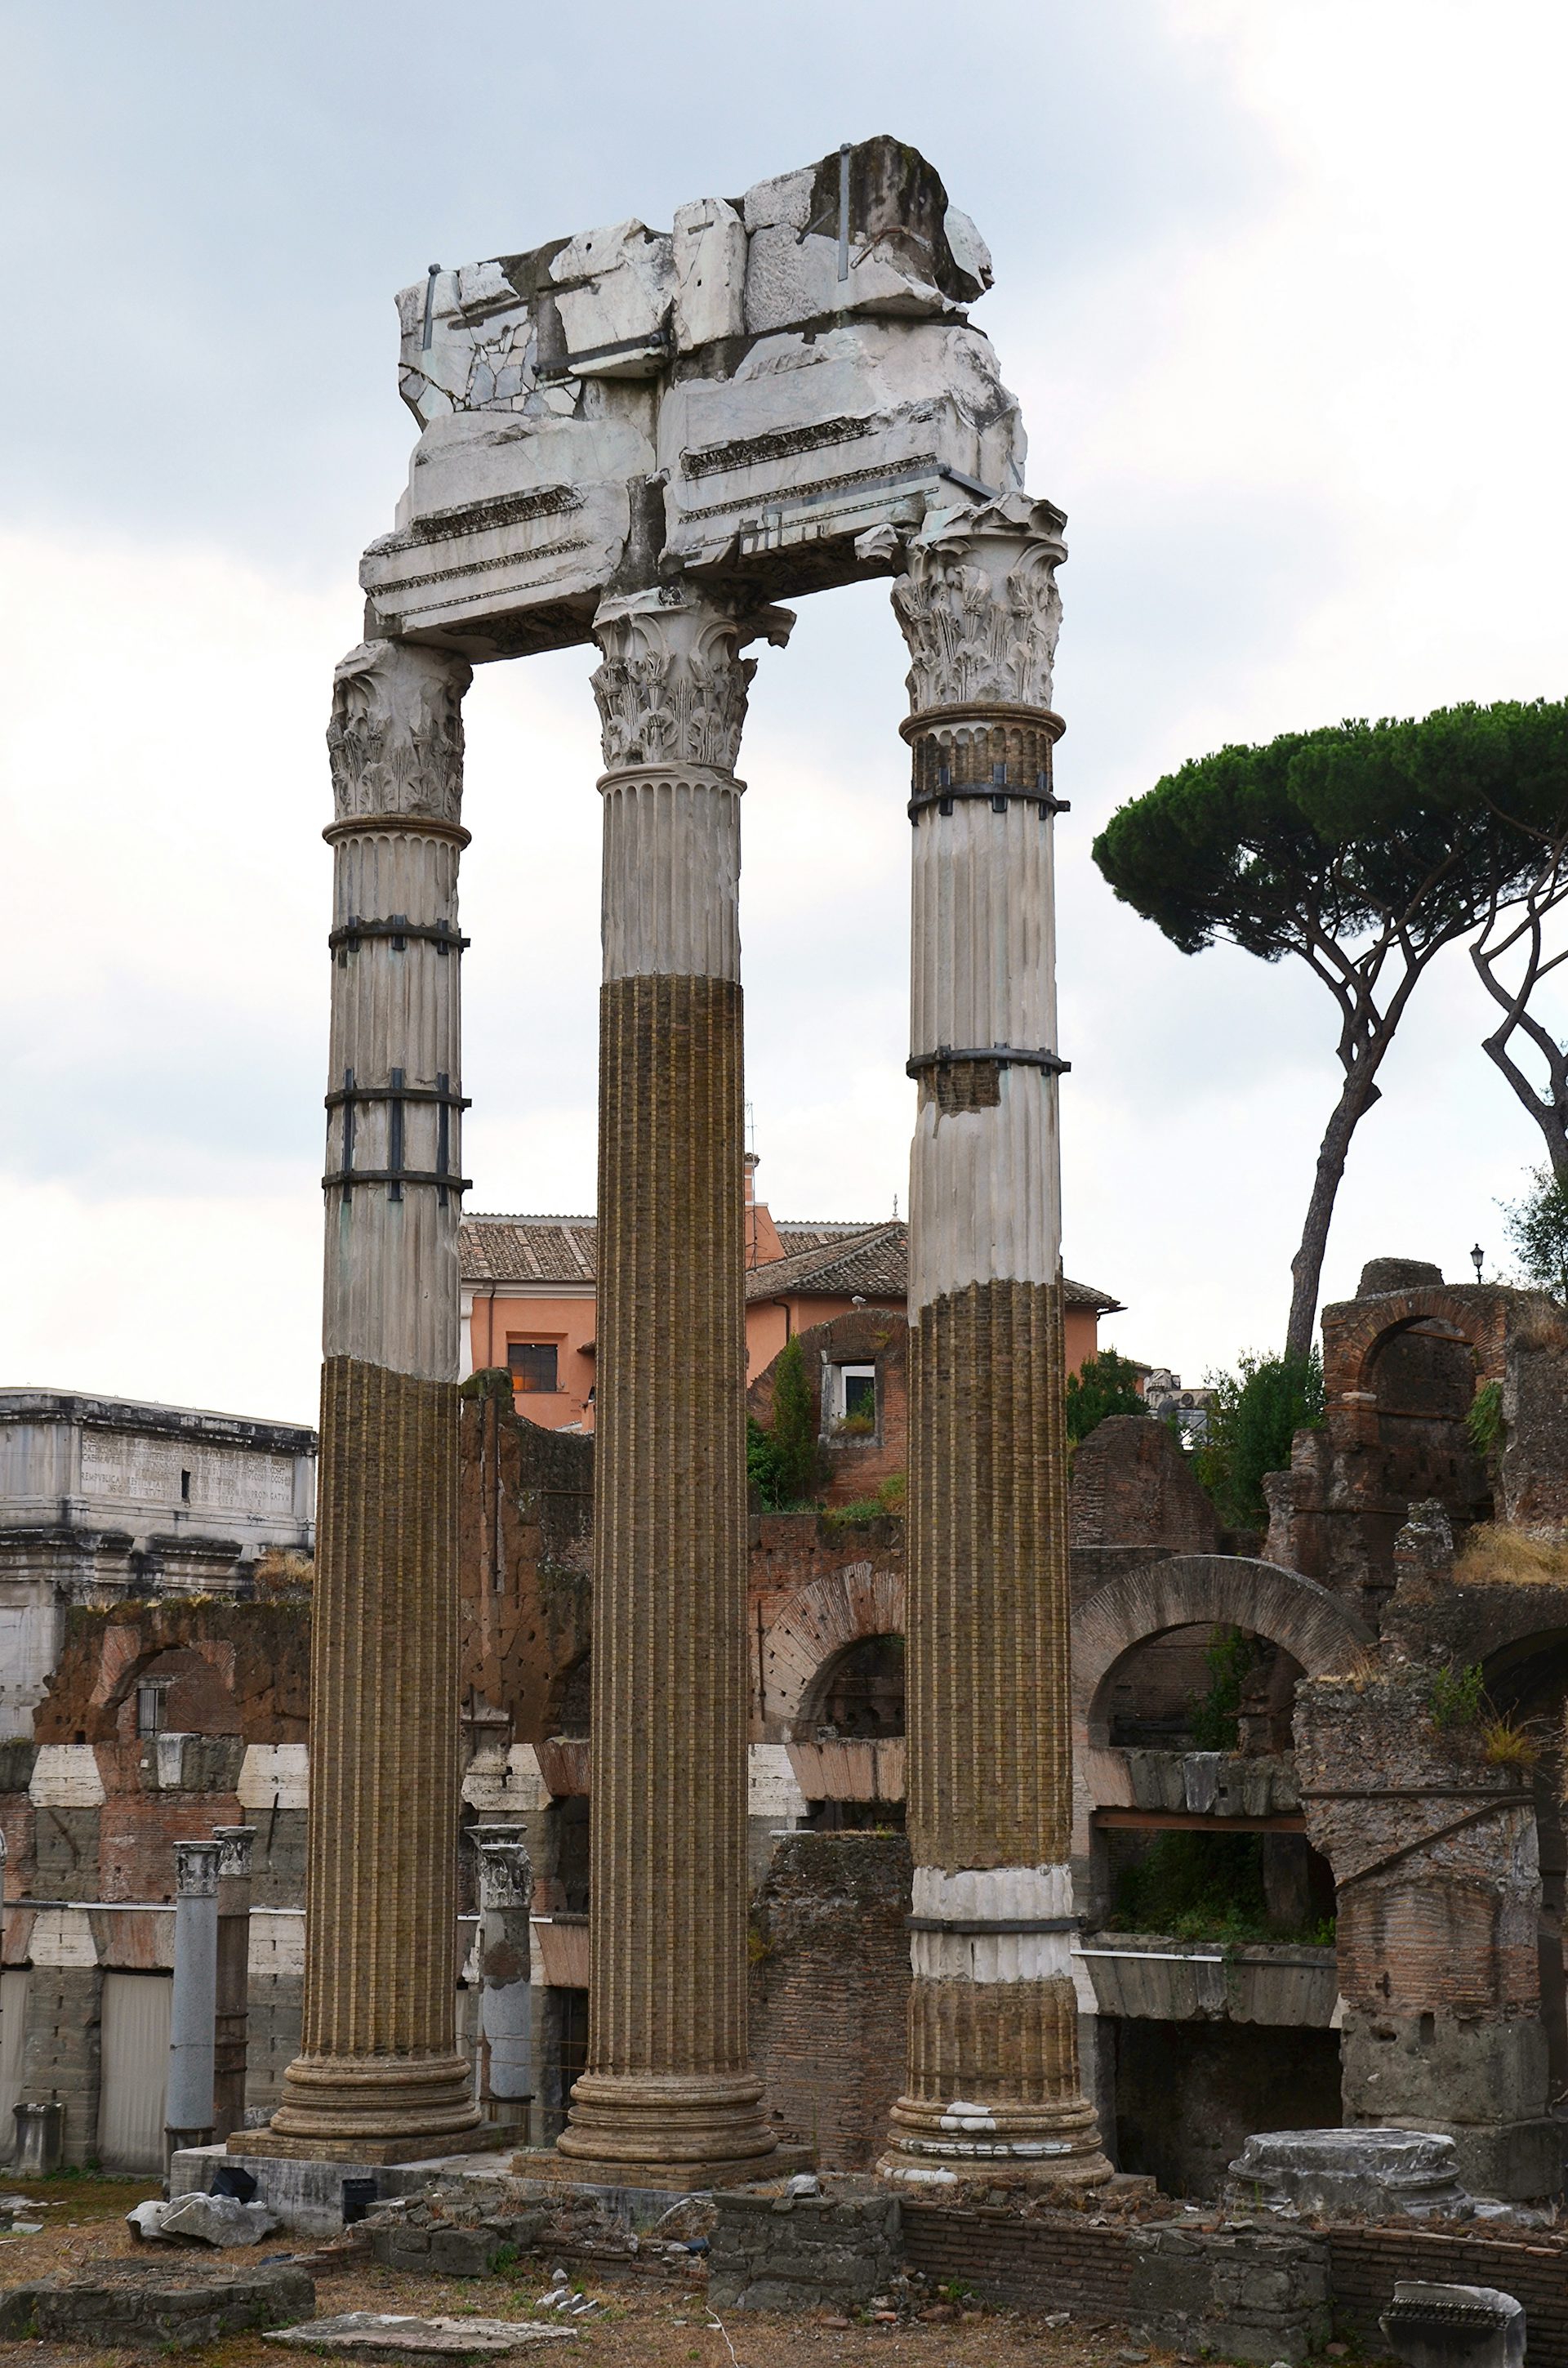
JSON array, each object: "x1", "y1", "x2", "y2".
[{"x1": 797, "y1": 1633, "x2": 905, "y2": 1741}]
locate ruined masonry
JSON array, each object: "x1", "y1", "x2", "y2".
[{"x1": 245, "y1": 135, "x2": 1105, "y2": 2185}]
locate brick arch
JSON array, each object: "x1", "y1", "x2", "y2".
[
  {"x1": 1323, "y1": 1286, "x2": 1507, "y2": 1405},
  {"x1": 760, "y1": 1562, "x2": 905, "y2": 1739},
  {"x1": 1071, "y1": 1554, "x2": 1371, "y2": 1750}
]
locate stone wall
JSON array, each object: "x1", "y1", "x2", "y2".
[
  {"x1": 1296, "y1": 1660, "x2": 1557, "y2": 2196},
  {"x1": 749, "y1": 1833, "x2": 911, "y2": 2169},
  {"x1": 710, "y1": 2181, "x2": 902, "y2": 2312}
]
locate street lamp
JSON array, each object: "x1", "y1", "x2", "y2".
[{"x1": 1470, "y1": 1243, "x2": 1485, "y2": 1282}]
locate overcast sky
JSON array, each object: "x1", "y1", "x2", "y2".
[{"x1": 3, "y1": 0, "x2": 1566, "y2": 1425}]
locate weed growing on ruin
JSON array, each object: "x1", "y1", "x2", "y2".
[
  {"x1": 1428, "y1": 1661, "x2": 1486, "y2": 1729},
  {"x1": 1467, "y1": 1379, "x2": 1504, "y2": 1456},
  {"x1": 822, "y1": 1473, "x2": 906, "y2": 1527},
  {"x1": 1454, "y1": 1523, "x2": 1568, "y2": 1584},
  {"x1": 1480, "y1": 1714, "x2": 1542, "y2": 1770}
]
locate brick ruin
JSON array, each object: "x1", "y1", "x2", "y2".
[{"x1": 8, "y1": 1253, "x2": 1568, "y2": 2210}]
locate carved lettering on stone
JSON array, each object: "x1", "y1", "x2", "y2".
[
  {"x1": 590, "y1": 591, "x2": 792, "y2": 774},
  {"x1": 327, "y1": 640, "x2": 473, "y2": 825},
  {"x1": 891, "y1": 496, "x2": 1067, "y2": 714}
]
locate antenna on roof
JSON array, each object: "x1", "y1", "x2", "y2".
[
  {"x1": 893, "y1": 1192, "x2": 898, "y2": 1220},
  {"x1": 745, "y1": 1099, "x2": 756, "y2": 1157}
]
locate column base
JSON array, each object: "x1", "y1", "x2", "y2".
[
  {"x1": 556, "y1": 2071, "x2": 778, "y2": 2179},
  {"x1": 525, "y1": 2141, "x2": 812, "y2": 2192},
  {"x1": 243, "y1": 2051, "x2": 487, "y2": 2163},
  {"x1": 879, "y1": 2091, "x2": 1111, "y2": 2192}
]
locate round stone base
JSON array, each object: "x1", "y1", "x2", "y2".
[
  {"x1": 249, "y1": 2050, "x2": 483, "y2": 2159},
  {"x1": 557, "y1": 2070, "x2": 777, "y2": 2171},
  {"x1": 879, "y1": 2089, "x2": 1111, "y2": 2191}
]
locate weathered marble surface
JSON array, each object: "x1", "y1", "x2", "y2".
[{"x1": 361, "y1": 136, "x2": 1026, "y2": 657}]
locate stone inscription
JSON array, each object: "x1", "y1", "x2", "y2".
[{"x1": 79, "y1": 1431, "x2": 297, "y2": 1516}]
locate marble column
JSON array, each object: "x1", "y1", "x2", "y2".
[
  {"x1": 167, "y1": 1839, "x2": 220, "y2": 2157},
  {"x1": 250, "y1": 638, "x2": 484, "y2": 2163},
  {"x1": 212, "y1": 1824, "x2": 255, "y2": 2143},
  {"x1": 472, "y1": 1826, "x2": 532, "y2": 2133},
  {"x1": 880, "y1": 498, "x2": 1110, "y2": 2190},
  {"x1": 555, "y1": 586, "x2": 790, "y2": 2183}
]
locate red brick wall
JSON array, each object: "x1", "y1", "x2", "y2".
[{"x1": 750, "y1": 1832, "x2": 911, "y2": 2169}]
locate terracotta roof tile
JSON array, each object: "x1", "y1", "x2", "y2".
[{"x1": 461, "y1": 1214, "x2": 1121, "y2": 1317}]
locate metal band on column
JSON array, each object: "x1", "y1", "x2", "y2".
[
  {"x1": 249, "y1": 639, "x2": 485, "y2": 2163},
  {"x1": 880, "y1": 498, "x2": 1109, "y2": 2189},
  {"x1": 554, "y1": 586, "x2": 791, "y2": 2182}
]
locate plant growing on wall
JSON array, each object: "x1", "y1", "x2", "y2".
[
  {"x1": 1065, "y1": 1348, "x2": 1148, "y2": 1443},
  {"x1": 1094, "y1": 704, "x2": 1564, "y2": 1358},
  {"x1": 1193, "y1": 1349, "x2": 1324, "y2": 1531}
]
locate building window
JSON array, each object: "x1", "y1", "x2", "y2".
[
  {"x1": 508, "y1": 1341, "x2": 559, "y2": 1394},
  {"x1": 827, "y1": 1362, "x2": 877, "y2": 1434},
  {"x1": 136, "y1": 1681, "x2": 168, "y2": 1737}
]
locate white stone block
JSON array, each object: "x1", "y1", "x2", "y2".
[
  {"x1": 672, "y1": 198, "x2": 746, "y2": 350},
  {"x1": 548, "y1": 220, "x2": 672, "y2": 368},
  {"x1": 237, "y1": 1743, "x2": 308, "y2": 1813},
  {"x1": 462, "y1": 1743, "x2": 549, "y2": 1816},
  {"x1": 29, "y1": 1743, "x2": 105, "y2": 1808},
  {"x1": 747, "y1": 1742, "x2": 808, "y2": 1822},
  {"x1": 29, "y1": 1907, "x2": 98, "y2": 1968}
]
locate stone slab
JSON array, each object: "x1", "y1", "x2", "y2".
[{"x1": 265, "y1": 2312, "x2": 576, "y2": 2361}]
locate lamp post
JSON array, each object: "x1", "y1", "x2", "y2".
[{"x1": 1471, "y1": 1244, "x2": 1485, "y2": 1283}]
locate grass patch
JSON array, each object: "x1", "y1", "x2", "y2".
[{"x1": 1454, "y1": 1523, "x2": 1568, "y2": 1585}]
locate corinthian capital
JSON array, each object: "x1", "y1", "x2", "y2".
[
  {"x1": 591, "y1": 587, "x2": 794, "y2": 774},
  {"x1": 891, "y1": 493, "x2": 1067, "y2": 715},
  {"x1": 327, "y1": 640, "x2": 473, "y2": 825}
]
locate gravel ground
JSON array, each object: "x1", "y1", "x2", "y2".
[{"x1": 0, "y1": 2174, "x2": 1169, "y2": 2368}]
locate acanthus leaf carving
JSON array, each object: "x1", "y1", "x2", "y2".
[
  {"x1": 590, "y1": 591, "x2": 792, "y2": 774},
  {"x1": 327, "y1": 640, "x2": 472, "y2": 825},
  {"x1": 891, "y1": 495, "x2": 1066, "y2": 714}
]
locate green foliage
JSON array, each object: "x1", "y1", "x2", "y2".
[
  {"x1": 1428, "y1": 1661, "x2": 1486, "y2": 1730},
  {"x1": 1111, "y1": 1830, "x2": 1334, "y2": 1946},
  {"x1": 1091, "y1": 702, "x2": 1568, "y2": 968},
  {"x1": 1468, "y1": 1379, "x2": 1504, "y2": 1456},
  {"x1": 748, "y1": 1336, "x2": 821, "y2": 1510},
  {"x1": 746, "y1": 1416, "x2": 786, "y2": 1510},
  {"x1": 1504, "y1": 1166, "x2": 1568, "y2": 1299},
  {"x1": 1065, "y1": 1349, "x2": 1149, "y2": 1444},
  {"x1": 1194, "y1": 1350, "x2": 1325, "y2": 1529},
  {"x1": 1111, "y1": 1831, "x2": 1267, "y2": 1941},
  {"x1": 822, "y1": 1473, "x2": 906, "y2": 1529},
  {"x1": 1188, "y1": 1625, "x2": 1263, "y2": 1751}
]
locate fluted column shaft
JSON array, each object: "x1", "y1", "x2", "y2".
[
  {"x1": 252, "y1": 639, "x2": 483, "y2": 2163},
  {"x1": 880, "y1": 500, "x2": 1108, "y2": 2189},
  {"x1": 556, "y1": 587, "x2": 790, "y2": 2178}
]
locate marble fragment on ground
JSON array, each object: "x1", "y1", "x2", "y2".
[{"x1": 264, "y1": 2312, "x2": 578, "y2": 2360}]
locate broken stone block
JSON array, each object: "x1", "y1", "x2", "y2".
[
  {"x1": 151, "y1": 2192, "x2": 281, "y2": 2247},
  {"x1": 1379, "y1": 2282, "x2": 1526, "y2": 2368},
  {"x1": 1226, "y1": 2128, "x2": 1470, "y2": 2219},
  {"x1": 264, "y1": 2311, "x2": 577, "y2": 2360}
]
